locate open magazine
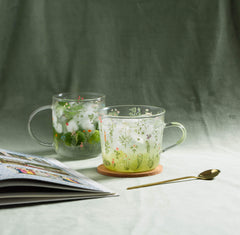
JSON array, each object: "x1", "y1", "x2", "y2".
[{"x1": 0, "y1": 149, "x2": 117, "y2": 207}]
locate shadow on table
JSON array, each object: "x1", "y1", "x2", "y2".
[
  {"x1": 76, "y1": 167, "x2": 114, "y2": 181},
  {"x1": 26, "y1": 149, "x2": 56, "y2": 157},
  {"x1": 27, "y1": 149, "x2": 100, "y2": 162},
  {"x1": 128, "y1": 178, "x2": 202, "y2": 190}
]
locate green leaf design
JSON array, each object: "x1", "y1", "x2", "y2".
[
  {"x1": 88, "y1": 130, "x2": 100, "y2": 144},
  {"x1": 56, "y1": 130, "x2": 86, "y2": 147},
  {"x1": 146, "y1": 141, "x2": 150, "y2": 153},
  {"x1": 58, "y1": 101, "x2": 67, "y2": 106},
  {"x1": 64, "y1": 132, "x2": 72, "y2": 146},
  {"x1": 130, "y1": 145, "x2": 138, "y2": 153},
  {"x1": 63, "y1": 104, "x2": 83, "y2": 120},
  {"x1": 129, "y1": 107, "x2": 141, "y2": 116},
  {"x1": 124, "y1": 158, "x2": 130, "y2": 170},
  {"x1": 75, "y1": 130, "x2": 86, "y2": 144},
  {"x1": 136, "y1": 154, "x2": 143, "y2": 169},
  {"x1": 88, "y1": 114, "x2": 94, "y2": 123},
  {"x1": 103, "y1": 159, "x2": 111, "y2": 166},
  {"x1": 148, "y1": 157, "x2": 154, "y2": 168},
  {"x1": 119, "y1": 135, "x2": 132, "y2": 148},
  {"x1": 105, "y1": 140, "x2": 110, "y2": 154}
]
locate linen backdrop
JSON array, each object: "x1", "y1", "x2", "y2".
[{"x1": 0, "y1": 0, "x2": 239, "y2": 154}]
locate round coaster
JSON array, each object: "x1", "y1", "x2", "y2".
[{"x1": 97, "y1": 164, "x2": 163, "y2": 178}]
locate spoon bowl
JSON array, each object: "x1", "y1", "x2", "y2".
[{"x1": 198, "y1": 169, "x2": 220, "y2": 180}]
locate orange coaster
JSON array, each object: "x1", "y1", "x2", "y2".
[{"x1": 97, "y1": 164, "x2": 163, "y2": 178}]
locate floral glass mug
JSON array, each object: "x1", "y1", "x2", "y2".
[
  {"x1": 98, "y1": 105, "x2": 186, "y2": 173},
  {"x1": 28, "y1": 92, "x2": 105, "y2": 159}
]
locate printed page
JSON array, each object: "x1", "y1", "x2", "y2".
[{"x1": 0, "y1": 149, "x2": 115, "y2": 194}]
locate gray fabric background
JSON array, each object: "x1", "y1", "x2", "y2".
[
  {"x1": 0, "y1": 0, "x2": 239, "y2": 153},
  {"x1": 0, "y1": 1, "x2": 240, "y2": 235}
]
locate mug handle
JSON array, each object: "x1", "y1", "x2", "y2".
[
  {"x1": 162, "y1": 122, "x2": 187, "y2": 152},
  {"x1": 27, "y1": 105, "x2": 53, "y2": 147}
]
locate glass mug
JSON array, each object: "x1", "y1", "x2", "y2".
[
  {"x1": 99, "y1": 105, "x2": 186, "y2": 173},
  {"x1": 28, "y1": 92, "x2": 105, "y2": 159}
]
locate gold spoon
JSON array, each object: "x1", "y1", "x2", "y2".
[{"x1": 127, "y1": 169, "x2": 220, "y2": 190}]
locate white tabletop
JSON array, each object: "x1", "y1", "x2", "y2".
[{"x1": 1, "y1": 141, "x2": 239, "y2": 235}]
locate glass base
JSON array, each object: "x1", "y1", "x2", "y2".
[{"x1": 55, "y1": 143, "x2": 101, "y2": 160}]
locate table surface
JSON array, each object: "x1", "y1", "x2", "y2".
[
  {"x1": 0, "y1": 143, "x2": 239, "y2": 235},
  {"x1": 1, "y1": 100, "x2": 238, "y2": 235}
]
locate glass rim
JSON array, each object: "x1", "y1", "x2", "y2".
[
  {"x1": 53, "y1": 92, "x2": 105, "y2": 102},
  {"x1": 100, "y1": 105, "x2": 166, "y2": 119}
]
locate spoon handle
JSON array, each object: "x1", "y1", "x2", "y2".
[{"x1": 127, "y1": 176, "x2": 201, "y2": 190}]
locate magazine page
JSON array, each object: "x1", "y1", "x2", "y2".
[
  {"x1": 0, "y1": 195, "x2": 111, "y2": 207},
  {"x1": 0, "y1": 149, "x2": 115, "y2": 194}
]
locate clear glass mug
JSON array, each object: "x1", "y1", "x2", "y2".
[
  {"x1": 98, "y1": 105, "x2": 186, "y2": 173},
  {"x1": 28, "y1": 92, "x2": 105, "y2": 159}
]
